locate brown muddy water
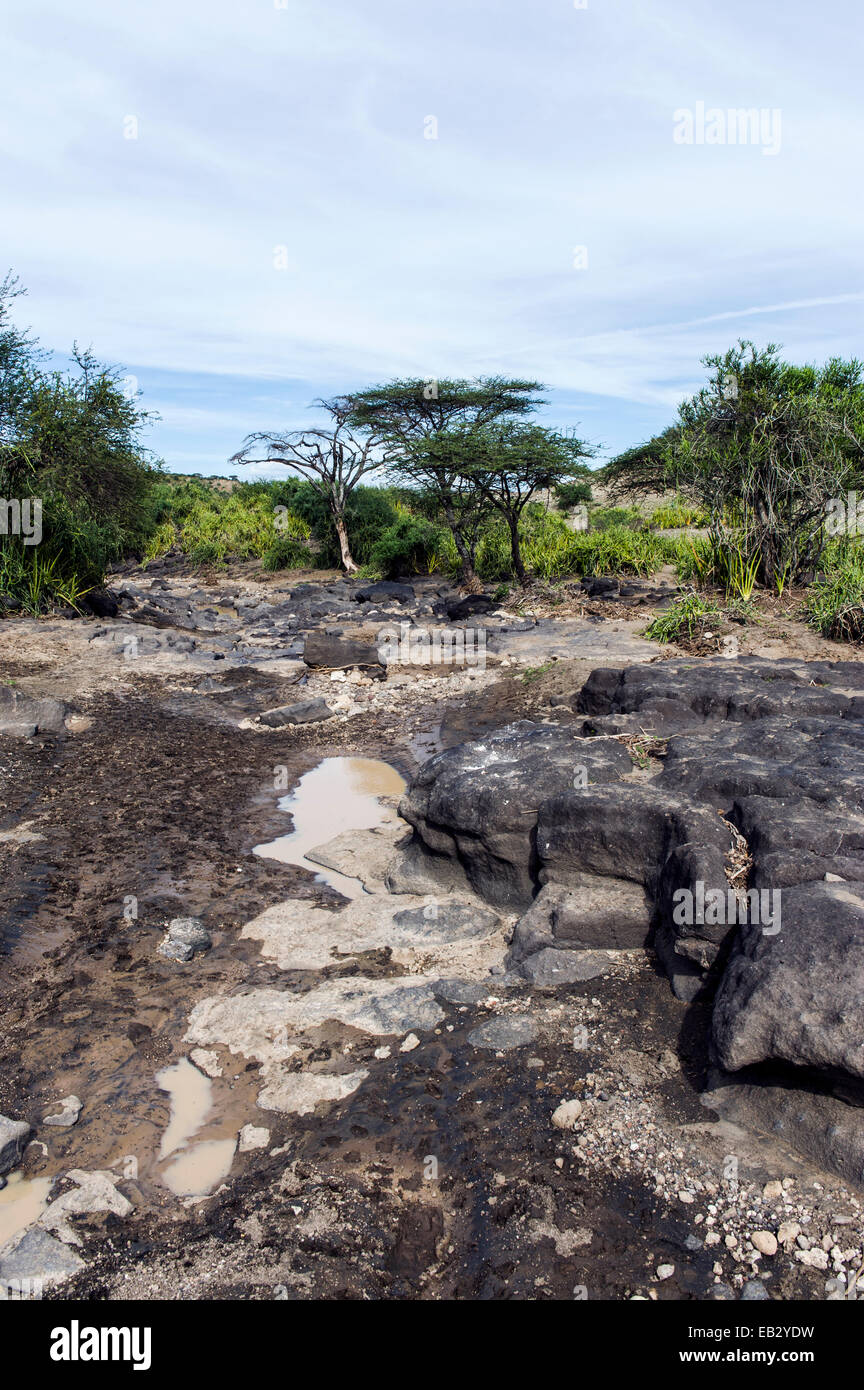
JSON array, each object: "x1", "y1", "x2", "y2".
[
  {"x1": 253, "y1": 756, "x2": 406, "y2": 898},
  {"x1": 0, "y1": 1171, "x2": 53, "y2": 1246},
  {"x1": 156, "y1": 1057, "x2": 237, "y2": 1198}
]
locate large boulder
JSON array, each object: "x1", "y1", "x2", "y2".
[
  {"x1": 302, "y1": 633, "x2": 385, "y2": 677},
  {"x1": 712, "y1": 879, "x2": 864, "y2": 1082},
  {"x1": 399, "y1": 722, "x2": 632, "y2": 908},
  {"x1": 537, "y1": 784, "x2": 730, "y2": 889}
]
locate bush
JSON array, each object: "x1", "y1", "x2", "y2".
[
  {"x1": 645, "y1": 591, "x2": 722, "y2": 643},
  {"x1": 588, "y1": 505, "x2": 644, "y2": 532},
  {"x1": 648, "y1": 496, "x2": 709, "y2": 529},
  {"x1": 804, "y1": 544, "x2": 864, "y2": 642},
  {"x1": 368, "y1": 514, "x2": 447, "y2": 577}
]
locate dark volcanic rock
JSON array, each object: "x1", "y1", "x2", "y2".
[
  {"x1": 712, "y1": 879, "x2": 864, "y2": 1081},
  {"x1": 578, "y1": 654, "x2": 864, "y2": 726},
  {"x1": 444, "y1": 594, "x2": 496, "y2": 621},
  {"x1": 354, "y1": 580, "x2": 415, "y2": 604},
  {"x1": 399, "y1": 722, "x2": 632, "y2": 908},
  {"x1": 302, "y1": 632, "x2": 385, "y2": 676},
  {"x1": 510, "y1": 880, "x2": 653, "y2": 960},
  {"x1": 257, "y1": 698, "x2": 334, "y2": 727},
  {"x1": 537, "y1": 784, "x2": 731, "y2": 889}
]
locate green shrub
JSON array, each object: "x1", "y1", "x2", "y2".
[
  {"x1": 648, "y1": 496, "x2": 710, "y2": 529},
  {"x1": 644, "y1": 591, "x2": 721, "y2": 643},
  {"x1": 588, "y1": 505, "x2": 644, "y2": 532},
  {"x1": 804, "y1": 544, "x2": 864, "y2": 642},
  {"x1": 369, "y1": 514, "x2": 446, "y2": 577}
]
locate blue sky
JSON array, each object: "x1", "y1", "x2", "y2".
[{"x1": 1, "y1": 0, "x2": 861, "y2": 477}]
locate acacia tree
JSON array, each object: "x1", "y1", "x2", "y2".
[
  {"x1": 230, "y1": 398, "x2": 381, "y2": 571},
  {"x1": 456, "y1": 422, "x2": 595, "y2": 585},
  {"x1": 341, "y1": 377, "x2": 545, "y2": 587}
]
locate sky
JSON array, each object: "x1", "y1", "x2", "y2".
[{"x1": 1, "y1": 0, "x2": 862, "y2": 477}]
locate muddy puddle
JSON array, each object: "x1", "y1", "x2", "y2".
[
  {"x1": 156, "y1": 1058, "x2": 237, "y2": 1199},
  {"x1": 0, "y1": 1172, "x2": 53, "y2": 1247},
  {"x1": 253, "y1": 756, "x2": 406, "y2": 898}
]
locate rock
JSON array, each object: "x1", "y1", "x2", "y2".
[
  {"x1": 712, "y1": 880, "x2": 864, "y2": 1081},
  {"x1": 257, "y1": 1069, "x2": 369, "y2": 1115},
  {"x1": 355, "y1": 580, "x2": 415, "y2": 604},
  {"x1": 519, "y1": 946, "x2": 612, "y2": 987},
  {"x1": 81, "y1": 587, "x2": 119, "y2": 618},
  {"x1": 778, "y1": 1221, "x2": 801, "y2": 1246},
  {"x1": 41, "y1": 1169, "x2": 132, "y2": 1246},
  {"x1": 43, "y1": 1095, "x2": 82, "y2": 1128},
  {"x1": 0, "y1": 1228, "x2": 84, "y2": 1290},
  {"x1": 750, "y1": 1230, "x2": 778, "y2": 1256},
  {"x1": 431, "y1": 978, "x2": 499, "y2": 1004},
  {"x1": 741, "y1": 1279, "x2": 771, "y2": 1300},
  {"x1": 399, "y1": 722, "x2": 631, "y2": 908},
  {"x1": 656, "y1": 1263, "x2": 675, "y2": 1280},
  {"x1": 241, "y1": 892, "x2": 504, "y2": 975},
  {"x1": 511, "y1": 880, "x2": 652, "y2": 961},
  {"x1": 257, "y1": 698, "x2": 334, "y2": 727},
  {"x1": 467, "y1": 1015, "x2": 537, "y2": 1050},
  {"x1": 306, "y1": 823, "x2": 410, "y2": 893},
  {"x1": 238, "y1": 1125, "x2": 270, "y2": 1152},
  {"x1": 159, "y1": 917, "x2": 211, "y2": 961},
  {"x1": 537, "y1": 784, "x2": 730, "y2": 891},
  {"x1": 551, "y1": 1098, "x2": 583, "y2": 1129},
  {"x1": 390, "y1": 901, "x2": 500, "y2": 942},
  {"x1": 0, "y1": 686, "x2": 67, "y2": 738},
  {"x1": 399, "y1": 1033, "x2": 420, "y2": 1052},
  {"x1": 762, "y1": 1180, "x2": 784, "y2": 1201},
  {"x1": 0, "y1": 1115, "x2": 31, "y2": 1175},
  {"x1": 795, "y1": 1247, "x2": 829, "y2": 1270},
  {"x1": 302, "y1": 633, "x2": 385, "y2": 677},
  {"x1": 444, "y1": 594, "x2": 496, "y2": 621}
]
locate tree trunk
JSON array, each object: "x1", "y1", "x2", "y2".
[
  {"x1": 508, "y1": 514, "x2": 529, "y2": 587},
  {"x1": 444, "y1": 501, "x2": 481, "y2": 590},
  {"x1": 332, "y1": 506, "x2": 357, "y2": 572}
]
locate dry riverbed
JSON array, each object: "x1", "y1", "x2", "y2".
[{"x1": 0, "y1": 560, "x2": 862, "y2": 1302}]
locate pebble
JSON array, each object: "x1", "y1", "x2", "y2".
[
  {"x1": 750, "y1": 1231, "x2": 778, "y2": 1257},
  {"x1": 552, "y1": 1099, "x2": 583, "y2": 1130},
  {"x1": 656, "y1": 1264, "x2": 675, "y2": 1281}
]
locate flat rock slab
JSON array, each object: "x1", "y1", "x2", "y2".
[
  {"x1": 519, "y1": 946, "x2": 612, "y2": 987},
  {"x1": 0, "y1": 686, "x2": 67, "y2": 737},
  {"x1": 0, "y1": 1228, "x2": 84, "y2": 1289},
  {"x1": 257, "y1": 698, "x2": 334, "y2": 727},
  {"x1": 240, "y1": 892, "x2": 507, "y2": 975},
  {"x1": 306, "y1": 822, "x2": 410, "y2": 892},
  {"x1": 467, "y1": 1015, "x2": 538, "y2": 1050},
  {"x1": 302, "y1": 633, "x2": 385, "y2": 675}
]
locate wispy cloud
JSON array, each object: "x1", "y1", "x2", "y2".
[{"x1": 1, "y1": 0, "x2": 861, "y2": 468}]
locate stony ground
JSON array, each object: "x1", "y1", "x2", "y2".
[{"x1": 0, "y1": 559, "x2": 862, "y2": 1302}]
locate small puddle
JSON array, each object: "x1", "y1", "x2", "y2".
[
  {"x1": 156, "y1": 1058, "x2": 212, "y2": 1159},
  {"x1": 155, "y1": 1057, "x2": 236, "y2": 1198},
  {"x1": 0, "y1": 1173, "x2": 53, "y2": 1247},
  {"x1": 253, "y1": 756, "x2": 406, "y2": 898},
  {"x1": 160, "y1": 1139, "x2": 237, "y2": 1199}
]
